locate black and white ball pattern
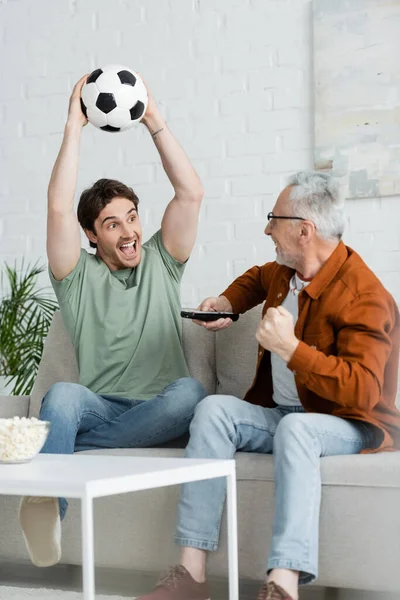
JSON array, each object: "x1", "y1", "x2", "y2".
[{"x1": 80, "y1": 65, "x2": 148, "y2": 132}]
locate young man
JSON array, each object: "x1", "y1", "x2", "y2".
[
  {"x1": 139, "y1": 171, "x2": 400, "y2": 600},
  {"x1": 19, "y1": 75, "x2": 207, "y2": 568}
]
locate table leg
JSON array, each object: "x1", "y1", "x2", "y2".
[
  {"x1": 226, "y1": 469, "x2": 239, "y2": 600},
  {"x1": 81, "y1": 495, "x2": 95, "y2": 600}
]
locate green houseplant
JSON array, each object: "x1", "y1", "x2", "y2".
[{"x1": 0, "y1": 262, "x2": 58, "y2": 396}]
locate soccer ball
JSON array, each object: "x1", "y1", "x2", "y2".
[{"x1": 80, "y1": 65, "x2": 148, "y2": 132}]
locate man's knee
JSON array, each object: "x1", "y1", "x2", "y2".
[
  {"x1": 40, "y1": 382, "x2": 86, "y2": 419},
  {"x1": 192, "y1": 394, "x2": 238, "y2": 430},
  {"x1": 173, "y1": 377, "x2": 207, "y2": 405},
  {"x1": 274, "y1": 412, "x2": 313, "y2": 451}
]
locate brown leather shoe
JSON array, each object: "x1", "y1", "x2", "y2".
[
  {"x1": 137, "y1": 565, "x2": 210, "y2": 600},
  {"x1": 257, "y1": 581, "x2": 295, "y2": 600}
]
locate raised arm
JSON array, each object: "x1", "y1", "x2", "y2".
[
  {"x1": 140, "y1": 80, "x2": 204, "y2": 263},
  {"x1": 47, "y1": 75, "x2": 88, "y2": 281}
]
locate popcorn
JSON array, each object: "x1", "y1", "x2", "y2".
[{"x1": 0, "y1": 417, "x2": 50, "y2": 462}]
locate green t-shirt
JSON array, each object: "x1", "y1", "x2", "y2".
[{"x1": 50, "y1": 230, "x2": 190, "y2": 400}]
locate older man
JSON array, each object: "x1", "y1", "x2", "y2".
[{"x1": 139, "y1": 171, "x2": 400, "y2": 600}]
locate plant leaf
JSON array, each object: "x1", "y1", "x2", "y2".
[{"x1": 0, "y1": 261, "x2": 58, "y2": 395}]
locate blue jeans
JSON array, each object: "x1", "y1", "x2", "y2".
[
  {"x1": 175, "y1": 395, "x2": 378, "y2": 584},
  {"x1": 39, "y1": 378, "x2": 206, "y2": 520}
]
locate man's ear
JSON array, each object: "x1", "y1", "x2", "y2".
[
  {"x1": 300, "y1": 220, "x2": 316, "y2": 240},
  {"x1": 84, "y1": 228, "x2": 97, "y2": 245}
]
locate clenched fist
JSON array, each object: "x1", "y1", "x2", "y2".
[{"x1": 255, "y1": 305, "x2": 299, "y2": 363}]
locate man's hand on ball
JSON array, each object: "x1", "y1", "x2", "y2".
[
  {"x1": 255, "y1": 305, "x2": 299, "y2": 363},
  {"x1": 137, "y1": 74, "x2": 161, "y2": 128},
  {"x1": 67, "y1": 75, "x2": 89, "y2": 129}
]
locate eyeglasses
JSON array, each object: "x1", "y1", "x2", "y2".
[{"x1": 267, "y1": 212, "x2": 305, "y2": 222}]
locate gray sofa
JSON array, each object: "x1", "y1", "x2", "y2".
[{"x1": 0, "y1": 308, "x2": 399, "y2": 594}]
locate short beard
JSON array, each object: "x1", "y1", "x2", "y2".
[{"x1": 275, "y1": 250, "x2": 300, "y2": 270}]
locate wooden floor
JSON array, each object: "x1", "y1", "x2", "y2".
[{"x1": 0, "y1": 562, "x2": 397, "y2": 600}]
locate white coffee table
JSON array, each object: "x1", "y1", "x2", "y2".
[{"x1": 0, "y1": 454, "x2": 238, "y2": 600}]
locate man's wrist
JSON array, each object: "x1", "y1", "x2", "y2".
[
  {"x1": 218, "y1": 295, "x2": 233, "y2": 312},
  {"x1": 65, "y1": 121, "x2": 83, "y2": 138},
  {"x1": 280, "y1": 338, "x2": 299, "y2": 363},
  {"x1": 142, "y1": 112, "x2": 166, "y2": 134}
]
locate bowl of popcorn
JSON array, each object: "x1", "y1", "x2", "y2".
[{"x1": 0, "y1": 417, "x2": 50, "y2": 464}]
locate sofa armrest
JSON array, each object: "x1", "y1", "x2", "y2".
[{"x1": 0, "y1": 396, "x2": 30, "y2": 418}]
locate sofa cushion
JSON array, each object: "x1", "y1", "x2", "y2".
[
  {"x1": 80, "y1": 446, "x2": 400, "y2": 488},
  {"x1": 29, "y1": 311, "x2": 216, "y2": 418},
  {"x1": 215, "y1": 306, "x2": 262, "y2": 399}
]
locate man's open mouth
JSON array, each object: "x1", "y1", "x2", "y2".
[{"x1": 119, "y1": 240, "x2": 137, "y2": 257}]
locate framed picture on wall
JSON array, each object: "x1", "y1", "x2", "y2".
[{"x1": 313, "y1": 0, "x2": 400, "y2": 199}]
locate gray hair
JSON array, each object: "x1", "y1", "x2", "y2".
[{"x1": 287, "y1": 171, "x2": 345, "y2": 240}]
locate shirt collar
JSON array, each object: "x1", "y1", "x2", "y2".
[{"x1": 303, "y1": 241, "x2": 348, "y2": 299}]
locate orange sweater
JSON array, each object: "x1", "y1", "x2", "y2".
[{"x1": 222, "y1": 242, "x2": 400, "y2": 453}]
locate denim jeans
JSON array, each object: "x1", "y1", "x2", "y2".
[
  {"x1": 39, "y1": 377, "x2": 206, "y2": 520},
  {"x1": 175, "y1": 395, "x2": 378, "y2": 584}
]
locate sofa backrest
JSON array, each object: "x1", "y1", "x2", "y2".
[
  {"x1": 29, "y1": 307, "x2": 400, "y2": 417},
  {"x1": 29, "y1": 312, "x2": 79, "y2": 417},
  {"x1": 215, "y1": 306, "x2": 261, "y2": 399},
  {"x1": 183, "y1": 307, "x2": 263, "y2": 400}
]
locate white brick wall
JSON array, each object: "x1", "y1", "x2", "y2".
[{"x1": 0, "y1": 0, "x2": 399, "y2": 305}]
